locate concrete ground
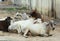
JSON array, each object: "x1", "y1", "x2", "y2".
[{"x1": 0, "y1": 25, "x2": 60, "y2": 41}]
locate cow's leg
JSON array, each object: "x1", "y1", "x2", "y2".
[
  {"x1": 40, "y1": 32, "x2": 49, "y2": 37},
  {"x1": 17, "y1": 30, "x2": 20, "y2": 34},
  {"x1": 27, "y1": 31, "x2": 32, "y2": 36},
  {"x1": 44, "y1": 33, "x2": 49, "y2": 37},
  {"x1": 23, "y1": 29, "x2": 29, "y2": 38},
  {"x1": 47, "y1": 31, "x2": 52, "y2": 36},
  {"x1": 46, "y1": 28, "x2": 52, "y2": 36},
  {"x1": 17, "y1": 25, "x2": 21, "y2": 34}
]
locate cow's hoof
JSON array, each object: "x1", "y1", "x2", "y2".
[
  {"x1": 40, "y1": 35, "x2": 44, "y2": 37},
  {"x1": 40, "y1": 34, "x2": 44, "y2": 37},
  {"x1": 23, "y1": 36, "x2": 28, "y2": 38},
  {"x1": 48, "y1": 34, "x2": 52, "y2": 36},
  {"x1": 25, "y1": 36, "x2": 28, "y2": 38},
  {"x1": 40, "y1": 34, "x2": 48, "y2": 37},
  {"x1": 43, "y1": 34, "x2": 49, "y2": 37}
]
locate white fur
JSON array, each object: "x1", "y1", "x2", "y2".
[
  {"x1": 8, "y1": 18, "x2": 34, "y2": 33},
  {"x1": 23, "y1": 22, "x2": 49, "y2": 37},
  {"x1": 21, "y1": 12, "x2": 29, "y2": 20},
  {"x1": 14, "y1": 12, "x2": 29, "y2": 22}
]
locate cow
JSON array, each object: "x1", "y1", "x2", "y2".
[{"x1": 0, "y1": 16, "x2": 12, "y2": 32}]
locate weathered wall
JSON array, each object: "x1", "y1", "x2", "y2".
[
  {"x1": 31, "y1": 0, "x2": 52, "y2": 15},
  {"x1": 10, "y1": 0, "x2": 52, "y2": 15},
  {"x1": 0, "y1": 0, "x2": 59, "y2": 19},
  {"x1": 31, "y1": 0, "x2": 60, "y2": 19},
  {"x1": 36, "y1": 0, "x2": 51, "y2": 14},
  {"x1": 56, "y1": 0, "x2": 60, "y2": 19}
]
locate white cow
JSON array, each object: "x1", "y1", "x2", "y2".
[
  {"x1": 23, "y1": 22, "x2": 50, "y2": 37},
  {"x1": 8, "y1": 18, "x2": 35, "y2": 33},
  {"x1": 8, "y1": 18, "x2": 41, "y2": 33}
]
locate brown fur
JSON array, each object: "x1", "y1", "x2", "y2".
[{"x1": 30, "y1": 9, "x2": 44, "y2": 22}]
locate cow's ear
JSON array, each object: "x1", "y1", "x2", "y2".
[
  {"x1": 8, "y1": 17, "x2": 12, "y2": 20},
  {"x1": 10, "y1": 17, "x2": 12, "y2": 20}
]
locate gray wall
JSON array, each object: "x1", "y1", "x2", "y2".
[
  {"x1": 56, "y1": 0, "x2": 60, "y2": 19},
  {"x1": 36, "y1": 0, "x2": 52, "y2": 15},
  {"x1": 11, "y1": 0, "x2": 60, "y2": 19}
]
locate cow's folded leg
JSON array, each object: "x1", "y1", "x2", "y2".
[
  {"x1": 44, "y1": 34, "x2": 49, "y2": 37},
  {"x1": 40, "y1": 34, "x2": 48, "y2": 37},
  {"x1": 23, "y1": 29, "x2": 29, "y2": 38},
  {"x1": 17, "y1": 29, "x2": 21, "y2": 34},
  {"x1": 47, "y1": 32, "x2": 52, "y2": 36},
  {"x1": 46, "y1": 31, "x2": 52, "y2": 37}
]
